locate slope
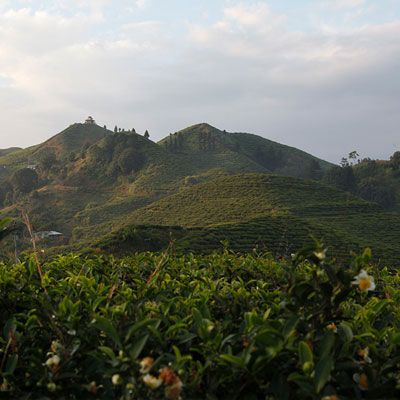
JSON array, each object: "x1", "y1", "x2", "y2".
[
  {"x1": 159, "y1": 123, "x2": 332, "y2": 179},
  {"x1": 101, "y1": 173, "x2": 400, "y2": 264},
  {"x1": 0, "y1": 123, "x2": 110, "y2": 167},
  {"x1": 0, "y1": 147, "x2": 21, "y2": 157},
  {"x1": 1, "y1": 122, "x2": 338, "y2": 249}
]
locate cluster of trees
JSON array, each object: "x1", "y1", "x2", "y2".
[
  {"x1": 164, "y1": 132, "x2": 185, "y2": 152},
  {"x1": 0, "y1": 168, "x2": 39, "y2": 206},
  {"x1": 324, "y1": 151, "x2": 399, "y2": 209},
  {"x1": 112, "y1": 126, "x2": 150, "y2": 139},
  {"x1": 198, "y1": 131, "x2": 218, "y2": 151},
  {"x1": 253, "y1": 147, "x2": 285, "y2": 171},
  {"x1": 87, "y1": 132, "x2": 146, "y2": 177}
]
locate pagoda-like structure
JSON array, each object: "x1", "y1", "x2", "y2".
[{"x1": 85, "y1": 116, "x2": 95, "y2": 125}]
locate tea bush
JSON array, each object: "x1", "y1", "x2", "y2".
[{"x1": 1, "y1": 244, "x2": 400, "y2": 399}]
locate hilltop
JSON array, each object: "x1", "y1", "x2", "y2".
[
  {"x1": 159, "y1": 123, "x2": 331, "y2": 179},
  {"x1": 0, "y1": 123, "x2": 110, "y2": 168}
]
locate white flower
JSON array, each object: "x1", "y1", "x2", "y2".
[
  {"x1": 142, "y1": 374, "x2": 163, "y2": 390},
  {"x1": 314, "y1": 249, "x2": 326, "y2": 261},
  {"x1": 111, "y1": 374, "x2": 123, "y2": 385},
  {"x1": 352, "y1": 270, "x2": 376, "y2": 292},
  {"x1": 45, "y1": 355, "x2": 60, "y2": 367}
]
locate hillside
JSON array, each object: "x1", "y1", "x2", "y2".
[
  {"x1": 0, "y1": 147, "x2": 21, "y2": 157},
  {"x1": 98, "y1": 174, "x2": 400, "y2": 264},
  {"x1": 124, "y1": 174, "x2": 367, "y2": 227},
  {"x1": 2, "y1": 120, "x2": 398, "y2": 263},
  {"x1": 159, "y1": 123, "x2": 331, "y2": 179},
  {"x1": 0, "y1": 121, "x2": 337, "y2": 244},
  {"x1": 0, "y1": 123, "x2": 110, "y2": 167}
]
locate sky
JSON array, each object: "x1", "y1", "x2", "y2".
[{"x1": 0, "y1": 0, "x2": 399, "y2": 163}]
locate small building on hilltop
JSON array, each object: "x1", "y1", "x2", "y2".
[{"x1": 85, "y1": 116, "x2": 96, "y2": 125}]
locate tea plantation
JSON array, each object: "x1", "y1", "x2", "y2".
[{"x1": 2, "y1": 244, "x2": 400, "y2": 399}]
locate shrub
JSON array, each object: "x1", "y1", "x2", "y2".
[
  {"x1": 10, "y1": 168, "x2": 38, "y2": 194},
  {"x1": 1, "y1": 244, "x2": 399, "y2": 399}
]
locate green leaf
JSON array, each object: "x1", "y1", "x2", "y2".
[
  {"x1": 392, "y1": 332, "x2": 400, "y2": 345},
  {"x1": 339, "y1": 323, "x2": 353, "y2": 343},
  {"x1": 92, "y1": 317, "x2": 122, "y2": 349},
  {"x1": 220, "y1": 354, "x2": 246, "y2": 369},
  {"x1": 98, "y1": 346, "x2": 116, "y2": 360},
  {"x1": 4, "y1": 354, "x2": 18, "y2": 376},
  {"x1": 319, "y1": 331, "x2": 335, "y2": 359},
  {"x1": 282, "y1": 315, "x2": 299, "y2": 340},
  {"x1": 129, "y1": 335, "x2": 149, "y2": 360},
  {"x1": 314, "y1": 355, "x2": 334, "y2": 393},
  {"x1": 3, "y1": 318, "x2": 16, "y2": 340},
  {"x1": 125, "y1": 319, "x2": 158, "y2": 343},
  {"x1": 298, "y1": 341, "x2": 314, "y2": 374}
]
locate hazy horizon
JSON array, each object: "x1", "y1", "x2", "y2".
[{"x1": 0, "y1": 0, "x2": 399, "y2": 163}]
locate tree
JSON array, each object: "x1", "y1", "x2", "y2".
[
  {"x1": 0, "y1": 181, "x2": 12, "y2": 206},
  {"x1": 304, "y1": 159, "x2": 322, "y2": 180},
  {"x1": 358, "y1": 177, "x2": 396, "y2": 208},
  {"x1": 10, "y1": 168, "x2": 39, "y2": 194},
  {"x1": 38, "y1": 151, "x2": 57, "y2": 171},
  {"x1": 114, "y1": 126, "x2": 118, "y2": 133},
  {"x1": 117, "y1": 148, "x2": 145, "y2": 174},
  {"x1": 390, "y1": 151, "x2": 400, "y2": 170},
  {"x1": 348, "y1": 151, "x2": 360, "y2": 165},
  {"x1": 324, "y1": 166, "x2": 356, "y2": 192},
  {"x1": 88, "y1": 145, "x2": 107, "y2": 163},
  {"x1": 0, "y1": 218, "x2": 16, "y2": 243},
  {"x1": 132, "y1": 128, "x2": 136, "y2": 133},
  {"x1": 68, "y1": 152, "x2": 76, "y2": 162},
  {"x1": 144, "y1": 130, "x2": 150, "y2": 139}
]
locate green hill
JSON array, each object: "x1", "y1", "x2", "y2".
[
  {"x1": 97, "y1": 174, "x2": 400, "y2": 264},
  {"x1": 0, "y1": 147, "x2": 21, "y2": 157},
  {"x1": 159, "y1": 123, "x2": 331, "y2": 179},
  {"x1": 3, "y1": 120, "x2": 397, "y2": 263},
  {"x1": 0, "y1": 123, "x2": 110, "y2": 167}
]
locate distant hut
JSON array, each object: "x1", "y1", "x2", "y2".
[{"x1": 85, "y1": 116, "x2": 96, "y2": 125}]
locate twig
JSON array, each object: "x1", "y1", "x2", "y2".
[
  {"x1": 146, "y1": 247, "x2": 170, "y2": 286},
  {"x1": 21, "y1": 210, "x2": 47, "y2": 294}
]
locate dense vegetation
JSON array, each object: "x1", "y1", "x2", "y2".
[
  {"x1": 0, "y1": 122, "x2": 331, "y2": 239},
  {"x1": 1, "y1": 242, "x2": 400, "y2": 399},
  {"x1": 324, "y1": 152, "x2": 400, "y2": 210},
  {"x1": 2, "y1": 121, "x2": 400, "y2": 265},
  {"x1": 95, "y1": 174, "x2": 400, "y2": 265}
]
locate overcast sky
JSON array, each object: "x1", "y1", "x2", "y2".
[{"x1": 0, "y1": 0, "x2": 399, "y2": 162}]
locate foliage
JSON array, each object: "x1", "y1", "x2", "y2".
[
  {"x1": 0, "y1": 218, "x2": 15, "y2": 243},
  {"x1": 38, "y1": 151, "x2": 57, "y2": 172},
  {"x1": 324, "y1": 166, "x2": 356, "y2": 193},
  {"x1": 117, "y1": 148, "x2": 145, "y2": 175},
  {"x1": 10, "y1": 168, "x2": 39, "y2": 194},
  {"x1": 358, "y1": 177, "x2": 396, "y2": 209},
  {"x1": 1, "y1": 245, "x2": 400, "y2": 399}
]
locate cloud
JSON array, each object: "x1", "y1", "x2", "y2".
[
  {"x1": 0, "y1": 1, "x2": 399, "y2": 162},
  {"x1": 135, "y1": 0, "x2": 148, "y2": 9},
  {"x1": 325, "y1": 0, "x2": 366, "y2": 10}
]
